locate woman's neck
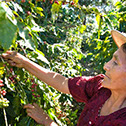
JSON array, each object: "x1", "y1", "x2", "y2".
[
  {"x1": 100, "y1": 90, "x2": 126, "y2": 116},
  {"x1": 110, "y1": 90, "x2": 126, "y2": 106}
]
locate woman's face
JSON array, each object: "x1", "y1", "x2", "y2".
[{"x1": 102, "y1": 46, "x2": 126, "y2": 91}]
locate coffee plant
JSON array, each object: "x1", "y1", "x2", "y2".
[{"x1": 0, "y1": 0, "x2": 125, "y2": 125}]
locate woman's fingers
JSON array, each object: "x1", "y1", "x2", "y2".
[
  {"x1": 2, "y1": 51, "x2": 17, "y2": 59},
  {"x1": 24, "y1": 103, "x2": 42, "y2": 117},
  {"x1": 2, "y1": 53, "x2": 11, "y2": 59},
  {"x1": 23, "y1": 103, "x2": 50, "y2": 125},
  {"x1": 24, "y1": 104, "x2": 35, "y2": 117},
  {"x1": 6, "y1": 51, "x2": 15, "y2": 54},
  {"x1": 26, "y1": 108, "x2": 31, "y2": 113},
  {"x1": 7, "y1": 60, "x2": 16, "y2": 66},
  {"x1": 6, "y1": 51, "x2": 17, "y2": 56},
  {"x1": 33, "y1": 103, "x2": 39, "y2": 108},
  {"x1": 24, "y1": 104, "x2": 40, "y2": 121},
  {"x1": 26, "y1": 108, "x2": 34, "y2": 113},
  {"x1": 23, "y1": 104, "x2": 35, "y2": 109},
  {"x1": 27, "y1": 112, "x2": 32, "y2": 117}
]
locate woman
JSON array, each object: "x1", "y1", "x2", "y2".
[{"x1": 2, "y1": 30, "x2": 126, "y2": 126}]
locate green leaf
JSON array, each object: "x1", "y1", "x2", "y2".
[
  {"x1": 17, "y1": 40, "x2": 35, "y2": 50},
  {"x1": 35, "y1": 49, "x2": 49, "y2": 65},
  {"x1": 18, "y1": 25, "x2": 36, "y2": 50},
  {"x1": 36, "y1": 7, "x2": 43, "y2": 12},
  {"x1": 51, "y1": 1, "x2": 62, "y2": 22},
  {"x1": 0, "y1": 4, "x2": 6, "y2": 20},
  {"x1": 1, "y1": 2, "x2": 17, "y2": 25},
  {"x1": 18, "y1": 26, "x2": 30, "y2": 40},
  {"x1": 79, "y1": 25, "x2": 86, "y2": 34},
  {"x1": 96, "y1": 14, "x2": 101, "y2": 29},
  {"x1": 75, "y1": 0, "x2": 79, "y2": 4},
  {"x1": 0, "y1": 19, "x2": 17, "y2": 50},
  {"x1": 96, "y1": 14, "x2": 102, "y2": 39},
  {"x1": 91, "y1": 7, "x2": 100, "y2": 14},
  {"x1": 35, "y1": 7, "x2": 44, "y2": 17},
  {"x1": 0, "y1": 2, "x2": 17, "y2": 50},
  {"x1": 13, "y1": 95, "x2": 21, "y2": 115},
  {"x1": 115, "y1": 1, "x2": 122, "y2": 8},
  {"x1": 0, "y1": 66, "x2": 4, "y2": 75},
  {"x1": 104, "y1": 16, "x2": 112, "y2": 29}
]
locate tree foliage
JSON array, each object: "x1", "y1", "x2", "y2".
[{"x1": 0, "y1": 0, "x2": 125, "y2": 125}]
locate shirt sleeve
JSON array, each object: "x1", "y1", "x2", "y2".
[
  {"x1": 68, "y1": 74, "x2": 104, "y2": 103},
  {"x1": 113, "y1": 120, "x2": 126, "y2": 126},
  {"x1": 104, "y1": 120, "x2": 126, "y2": 126}
]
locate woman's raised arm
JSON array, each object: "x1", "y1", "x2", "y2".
[{"x1": 2, "y1": 51, "x2": 70, "y2": 94}]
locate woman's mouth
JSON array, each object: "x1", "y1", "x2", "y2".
[{"x1": 105, "y1": 73, "x2": 110, "y2": 79}]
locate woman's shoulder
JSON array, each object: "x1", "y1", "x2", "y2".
[{"x1": 105, "y1": 109, "x2": 126, "y2": 126}]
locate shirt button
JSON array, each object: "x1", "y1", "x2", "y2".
[{"x1": 89, "y1": 121, "x2": 92, "y2": 125}]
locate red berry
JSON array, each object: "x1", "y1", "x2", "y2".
[
  {"x1": 43, "y1": 41, "x2": 47, "y2": 44},
  {"x1": 34, "y1": 83, "x2": 37, "y2": 86},
  {"x1": 9, "y1": 77, "x2": 14, "y2": 81},
  {"x1": 54, "y1": 0, "x2": 59, "y2": 5},
  {"x1": 31, "y1": 83, "x2": 37, "y2": 89},
  {"x1": 10, "y1": 68, "x2": 13, "y2": 72},
  {"x1": 37, "y1": 95, "x2": 40, "y2": 97},
  {"x1": 31, "y1": 89, "x2": 34, "y2": 92},
  {"x1": 43, "y1": 0, "x2": 45, "y2": 2},
  {"x1": 14, "y1": 75, "x2": 17, "y2": 78},
  {"x1": 12, "y1": 80, "x2": 15, "y2": 83},
  {"x1": 21, "y1": 0, "x2": 25, "y2": 3},
  {"x1": 31, "y1": 85, "x2": 35, "y2": 88},
  {"x1": 34, "y1": 95, "x2": 37, "y2": 98},
  {"x1": 71, "y1": 2, "x2": 74, "y2": 5},
  {"x1": 0, "y1": 80, "x2": 3, "y2": 83},
  {"x1": 32, "y1": 93, "x2": 37, "y2": 98},
  {"x1": 27, "y1": 11, "x2": 31, "y2": 15},
  {"x1": 32, "y1": 93, "x2": 35, "y2": 96},
  {"x1": 2, "y1": 90, "x2": 6, "y2": 96},
  {"x1": 50, "y1": 0, "x2": 53, "y2": 4},
  {"x1": 3, "y1": 64, "x2": 6, "y2": 67},
  {"x1": 62, "y1": 2, "x2": 66, "y2": 5},
  {"x1": 0, "y1": 84, "x2": 4, "y2": 87},
  {"x1": 31, "y1": 79, "x2": 34, "y2": 82}
]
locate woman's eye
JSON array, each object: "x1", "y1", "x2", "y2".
[{"x1": 113, "y1": 61, "x2": 118, "y2": 65}]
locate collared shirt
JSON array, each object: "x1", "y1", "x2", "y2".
[{"x1": 68, "y1": 74, "x2": 126, "y2": 126}]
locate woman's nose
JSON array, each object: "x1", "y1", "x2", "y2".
[{"x1": 103, "y1": 61, "x2": 110, "y2": 71}]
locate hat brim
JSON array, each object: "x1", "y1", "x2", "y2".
[{"x1": 111, "y1": 30, "x2": 126, "y2": 47}]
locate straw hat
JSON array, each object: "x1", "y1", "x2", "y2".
[{"x1": 111, "y1": 30, "x2": 126, "y2": 47}]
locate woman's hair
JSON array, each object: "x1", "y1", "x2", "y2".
[{"x1": 121, "y1": 43, "x2": 126, "y2": 53}]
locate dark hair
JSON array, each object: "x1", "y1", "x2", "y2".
[{"x1": 121, "y1": 43, "x2": 126, "y2": 53}]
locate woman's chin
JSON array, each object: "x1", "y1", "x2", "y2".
[{"x1": 101, "y1": 80, "x2": 109, "y2": 88}]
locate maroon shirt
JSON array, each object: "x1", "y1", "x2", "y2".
[{"x1": 68, "y1": 74, "x2": 126, "y2": 126}]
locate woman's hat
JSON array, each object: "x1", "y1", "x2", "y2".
[{"x1": 111, "y1": 30, "x2": 126, "y2": 47}]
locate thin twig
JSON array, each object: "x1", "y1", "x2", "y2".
[
  {"x1": 3, "y1": 108, "x2": 8, "y2": 126},
  {"x1": 1, "y1": 94, "x2": 8, "y2": 126}
]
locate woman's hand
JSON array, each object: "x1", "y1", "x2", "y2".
[
  {"x1": 23, "y1": 103, "x2": 58, "y2": 126},
  {"x1": 2, "y1": 51, "x2": 28, "y2": 68}
]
